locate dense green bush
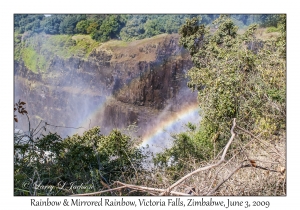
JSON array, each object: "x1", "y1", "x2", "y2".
[
  {"x1": 14, "y1": 14, "x2": 286, "y2": 195},
  {"x1": 14, "y1": 14, "x2": 281, "y2": 43},
  {"x1": 14, "y1": 126, "x2": 149, "y2": 195},
  {"x1": 154, "y1": 15, "x2": 286, "y2": 172},
  {"x1": 154, "y1": 123, "x2": 215, "y2": 179},
  {"x1": 91, "y1": 15, "x2": 127, "y2": 42}
]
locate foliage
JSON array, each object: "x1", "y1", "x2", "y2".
[
  {"x1": 14, "y1": 100, "x2": 27, "y2": 122},
  {"x1": 22, "y1": 47, "x2": 47, "y2": 73},
  {"x1": 14, "y1": 14, "x2": 282, "y2": 43},
  {"x1": 14, "y1": 14, "x2": 44, "y2": 33},
  {"x1": 143, "y1": 19, "x2": 163, "y2": 38},
  {"x1": 155, "y1": 15, "x2": 286, "y2": 171},
  {"x1": 119, "y1": 14, "x2": 204, "y2": 41},
  {"x1": 266, "y1": 26, "x2": 280, "y2": 33},
  {"x1": 14, "y1": 126, "x2": 149, "y2": 195},
  {"x1": 54, "y1": 34, "x2": 99, "y2": 58},
  {"x1": 259, "y1": 14, "x2": 281, "y2": 27},
  {"x1": 14, "y1": 33, "x2": 23, "y2": 60},
  {"x1": 15, "y1": 33, "x2": 100, "y2": 73},
  {"x1": 119, "y1": 15, "x2": 147, "y2": 41},
  {"x1": 154, "y1": 123, "x2": 214, "y2": 179},
  {"x1": 58, "y1": 15, "x2": 86, "y2": 35},
  {"x1": 42, "y1": 15, "x2": 65, "y2": 34},
  {"x1": 14, "y1": 14, "x2": 286, "y2": 195},
  {"x1": 231, "y1": 14, "x2": 261, "y2": 29},
  {"x1": 180, "y1": 15, "x2": 285, "y2": 151},
  {"x1": 91, "y1": 15, "x2": 127, "y2": 42},
  {"x1": 75, "y1": 20, "x2": 90, "y2": 34}
]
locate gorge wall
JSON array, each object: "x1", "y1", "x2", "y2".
[{"x1": 14, "y1": 34, "x2": 199, "y2": 147}]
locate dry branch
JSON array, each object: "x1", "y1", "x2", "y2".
[
  {"x1": 115, "y1": 181, "x2": 189, "y2": 196},
  {"x1": 159, "y1": 118, "x2": 237, "y2": 196},
  {"x1": 207, "y1": 161, "x2": 283, "y2": 196},
  {"x1": 71, "y1": 118, "x2": 285, "y2": 196},
  {"x1": 71, "y1": 186, "x2": 127, "y2": 196},
  {"x1": 207, "y1": 162, "x2": 245, "y2": 195},
  {"x1": 236, "y1": 125, "x2": 285, "y2": 160}
]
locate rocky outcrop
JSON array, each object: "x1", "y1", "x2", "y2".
[{"x1": 14, "y1": 34, "x2": 197, "y2": 138}]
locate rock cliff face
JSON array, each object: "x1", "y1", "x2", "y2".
[{"x1": 14, "y1": 34, "x2": 197, "y2": 139}]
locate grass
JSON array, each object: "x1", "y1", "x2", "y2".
[
  {"x1": 254, "y1": 28, "x2": 280, "y2": 40},
  {"x1": 22, "y1": 47, "x2": 47, "y2": 73},
  {"x1": 16, "y1": 33, "x2": 176, "y2": 73},
  {"x1": 266, "y1": 26, "x2": 280, "y2": 33},
  {"x1": 42, "y1": 34, "x2": 100, "y2": 59},
  {"x1": 100, "y1": 39, "x2": 129, "y2": 50},
  {"x1": 16, "y1": 34, "x2": 100, "y2": 73}
]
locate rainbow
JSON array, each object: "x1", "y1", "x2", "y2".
[
  {"x1": 67, "y1": 64, "x2": 156, "y2": 136},
  {"x1": 67, "y1": 96, "x2": 111, "y2": 136},
  {"x1": 66, "y1": 58, "x2": 200, "y2": 144},
  {"x1": 139, "y1": 103, "x2": 200, "y2": 148},
  {"x1": 69, "y1": 96, "x2": 200, "y2": 152}
]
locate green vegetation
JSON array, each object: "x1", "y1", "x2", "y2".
[
  {"x1": 15, "y1": 14, "x2": 280, "y2": 43},
  {"x1": 154, "y1": 15, "x2": 286, "y2": 173},
  {"x1": 91, "y1": 15, "x2": 127, "y2": 42},
  {"x1": 14, "y1": 127, "x2": 149, "y2": 195},
  {"x1": 14, "y1": 14, "x2": 286, "y2": 196},
  {"x1": 266, "y1": 26, "x2": 280, "y2": 33},
  {"x1": 46, "y1": 34, "x2": 99, "y2": 58},
  {"x1": 154, "y1": 124, "x2": 215, "y2": 179},
  {"x1": 14, "y1": 14, "x2": 283, "y2": 73},
  {"x1": 259, "y1": 14, "x2": 282, "y2": 27},
  {"x1": 22, "y1": 47, "x2": 42, "y2": 73},
  {"x1": 15, "y1": 34, "x2": 100, "y2": 73}
]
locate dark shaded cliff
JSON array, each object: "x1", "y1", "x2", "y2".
[{"x1": 14, "y1": 34, "x2": 198, "y2": 140}]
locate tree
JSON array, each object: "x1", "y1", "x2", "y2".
[
  {"x1": 154, "y1": 124, "x2": 214, "y2": 178},
  {"x1": 153, "y1": 15, "x2": 285, "y2": 192},
  {"x1": 59, "y1": 15, "x2": 85, "y2": 35},
  {"x1": 15, "y1": 14, "x2": 44, "y2": 33},
  {"x1": 14, "y1": 125, "x2": 148, "y2": 195},
  {"x1": 179, "y1": 15, "x2": 286, "y2": 148},
  {"x1": 259, "y1": 14, "x2": 281, "y2": 27},
  {"x1": 42, "y1": 15, "x2": 65, "y2": 34},
  {"x1": 92, "y1": 15, "x2": 127, "y2": 42},
  {"x1": 76, "y1": 20, "x2": 88, "y2": 34},
  {"x1": 120, "y1": 15, "x2": 147, "y2": 41},
  {"x1": 86, "y1": 21, "x2": 99, "y2": 34},
  {"x1": 143, "y1": 19, "x2": 162, "y2": 37}
]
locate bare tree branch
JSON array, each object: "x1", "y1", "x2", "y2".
[
  {"x1": 115, "y1": 181, "x2": 189, "y2": 196},
  {"x1": 159, "y1": 118, "x2": 237, "y2": 196},
  {"x1": 71, "y1": 186, "x2": 127, "y2": 196},
  {"x1": 207, "y1": 162, "x2": 282, "y2": 195},
  {"x1": 236, "y1": 125, "x2": 285, "y2": 160},
  {"x1": 69, "y1": 118, "x2": 285, "y2": 197},
  {"x1": 207, "y1": 162, "x2": 245, "y2": 195}
]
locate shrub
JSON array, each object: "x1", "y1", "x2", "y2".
[
  {"x1": 266, "y1": 26, "x2": 280, "y2": 33},
  {"x1": 14, "y1": 126, "x2": 149, "y2": 195}
]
